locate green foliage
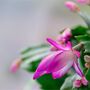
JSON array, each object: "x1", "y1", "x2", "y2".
[
  {"x1": 85, "y1": 69, "x2": 90, "y2": 81},
  {"x1": 75, "y1": 35, "x2": 90, "y2": 53},
  {"x1": 71, "y1": 26, "x2": 88, "y2": 36},
  {"x1": 83, "y1": 41, "x2": 90, "y2": 53},
  {"x1": 20, "y1": 44, "x2": 50, "y2": 72},
  {"x1": 23, "y1": 75, "x2": 68, "y2": 90},
  {"x1": 79, "y1": 50, "x2": 85, "y2": 70},
  {"x1": 60, "y1": 74, "x2": 90, "y2": 90},
  {"x1": 21, "y1": 44, "x2": 50, "y2": 61},
  {"x1": 79, "y1": 12, "x2": 90, "y2": 29},
  {"x1": 72, "y1": 26, "x2": 90, "y2": 54},
  {"x1": 71, "y1": 26, "x2": 89, "y2": 47},
  {"x1": 21, "y1": 44, "x2": 49, "y2": 55},
  {"x1": 21, "y1": 51, "x2": 50, "y2": 72},
  {"x1": 75, "y1": 35, "x2": 90, "y2": 42},
  {"x1": 60, "y1": 74, "x2": 83, "y2": 90},
  {"x1": 36, "y1": 74, "x2": 67, "y2": 90},
  {"x1": 22, "y1": 60, "x2": 41, "y2": 72}
]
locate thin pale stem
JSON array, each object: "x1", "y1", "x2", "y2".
[{"x1": 73, "y1": 42, "x2": 84, "y2": 50}]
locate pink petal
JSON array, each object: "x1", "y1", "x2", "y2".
[
  {"x1": 62, "y1": 28, "x2": 72, "y2": 41},
  {"x1": 10, "y1": 58, "x2": 21, "y2": 73},
  {"x1": 57, "y1": 28, "x2": 72, "y2": 42},
  {"x1": 73, "y1": 50, "x2": 80, "y2": 58},
  {"x1": 66, "y1": 41, "x2": 72, "y2": 49},
  {"x1": 57, "y1": 34, "x2": 63, "y2": 41},
  {"x1": 73, "y1": 62, "x2": 84, "y2": 77},
  {"x1": 47, "y1": 38, "x2": 70, "y2": 50},
  {"x1": 52, "y1": 61, "x2": 73, "y2": 79},
  {"x1": 47, "y1": 50, "x2": 76, "y2": 72},
  {"x1": 77, "y1": 0, "x2": 90, "y2": 5},
  {"x1": 81, "y1": 77, "x2": 88, "y2": 86},
  {"x1": 50, "y1": 46, "x2": 58, "y2": 51},
  {"x1": 33, "y1": 51, "x2": 62, "y2": 79},
  {"x1": 65, "y1": 1, "x2": 80, "y2": 12},
  {"x1": 73, "y1": 80, "x2": 82, "y2": 88}
]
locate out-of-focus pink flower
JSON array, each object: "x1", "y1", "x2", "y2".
[
  {"x1": 73, "y1": 80, "x2": 82, "y2": 88},
  {"x1": 10, "y1": 58, "x2": 22, "y2": 73},
  {"x1": 65, "y1": 1, "x2": 80, "y2": 12},
  {"x1": 77, "y1": 0, "x2": 90, "y2": 5},
  {"x1": 33, "y1": 38, "x2": 84, "y2": 79},
  {"x1": 73, "y1": 77, "x2": 88, "y2": 88}
]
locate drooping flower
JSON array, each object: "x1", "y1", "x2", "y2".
[
  {"x1": 73, "y1": 76, "x2": 88, "y2": 88},
  {"x1": 10, "y1": 58, "x2": 22, "y2": 73},
  {"x1": 77, "y1": 0, "x2": 90, "y2": 5},
  {"x1": 65, "y1": 1, "x2": 80, "y2": 12},
  {"x1": 33, "y1": 38, "x2": 84, "y2": 79}
]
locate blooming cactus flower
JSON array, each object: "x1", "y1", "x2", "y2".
[
  {"x1": 77, "y1": 0, "x2": 90, "y2": 5},
  {"x1": 65, "y1": 1, "x2": 80, "y2": 12},
  {"x1": 33, "y1": 38, "x2": 84, "y2": 79},
  {"x1": 10, "y1": 58, "x2": 22, "y2": 73}
]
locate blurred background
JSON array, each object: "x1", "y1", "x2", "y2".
[{"x1": 0, "y1": 0, "x2": 89, "y2": 90}]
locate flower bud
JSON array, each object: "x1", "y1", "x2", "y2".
[
  {"x1": 81, "y1": 77, "x2": 88, "y2": 86},
  {"x1": 57, "y1": 28, "x2": 72, "y2": 42},
  {"x1": 73, "y1": 77, "x2": 88, "y2": 88},
  {"x1": 85, "y1": 63, "x2": 90, "y2": 68},
  {"x1": 84, "y1": 55, "x2": 90, "y2": 63},
  {"x1": 77, "y1": 0, "x2": 90, "y2": 5},
  {"x1": 10, "y1": 58, "x2": 22, "y2": 73},
  {"x1": 73, "y1": 79, "x2": 82, "y2": 88},
  {"x1": 65, "y1": 1, "x2": 80, "y2": 12}
]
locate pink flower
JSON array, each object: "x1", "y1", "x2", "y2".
[
  {"x1": 33, "y1": 38, "x2": 84, "y2": 79},
  {"x1": 73, "y1": 80, "x2": 82, "y2": 88},
  {"x1": 73, "y1": 77, "x2": 88, "y2": 88},
  {"x1": 57, "y1": 28, "x2": 72, "y2": 43},
  {"x1": 10, "y1": 58, "x2": 21, "y2": 73},
  {"x1": 65, "y1": 1, "x2": 80, "y2": 12},
  {"x1": 81, "y1": 77, "x2": 88, "y2": 86},
  {"x1": 50, "y1": 28, "x2": 72, "y2": 51},
  {"x1": 77, "y1": 0, "x2": 90, "y2": 5}
]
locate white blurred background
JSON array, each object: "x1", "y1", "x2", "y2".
[{"x1": 0, "y1": 0, "x2": 88, "y2": 90}]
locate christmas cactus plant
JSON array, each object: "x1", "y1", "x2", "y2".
[{"x1": 10, "y1": 0, "x2": 90, "y2": 90}]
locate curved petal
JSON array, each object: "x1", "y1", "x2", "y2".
[
  {"x1": 73, "y1": 61, "x2": 84, "y2": 77},
  {"x1": 47, "y1": 38, "x2": 70, "y2": 50},
  {"x1": 33, "y1": 51, "x2": 62, "y2": 79},
  {"x1": 73, "y1": 50, "x2": 80, "y2": 58},
  {"x1": 66, "y1": 41, "x2": 72, "y2": 48},
  {"x1": 81, "y1": 77, "x2": 88, "y2": 86},
  {"x1": 52, "y1": 61, "x2": 73, "y2": 79},
  {"x1": 47, "y1": 50, "x2": 76, "y2": 72}
]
